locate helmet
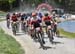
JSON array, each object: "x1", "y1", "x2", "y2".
[
  {"x1": 18, "y1": 12, "x2": 21, "y2": 15},
  {"x1": 7, "y1": 13, "x2": 10, "y2": 16},
  {"x1": 32, "y1": 12, "x2": 37, "y2": 16},
  {"x1": 13, "y1": 13, "x2": 15, "y2": 15},
  {"x1": 15, "y1": 12, "x2": 18, "y2": 14},
  {"x1": 44, "y1": 13, "x2": 48, "y2": 16},
  {"x1": 23, "y1": 13, "x2": 26, "y2": 15}
]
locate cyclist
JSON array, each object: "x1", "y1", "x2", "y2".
[
  {"x1": 21, "y1": 13, "x2": 27, "y2": 30},
  {"x1": 21, "y1": 13, "x2": 27, "y2": 22},
  {"x1": 29, "y1": 12, "x2": 40, "y2": 38},
  {"x1": 6, "y1": 13, "x2": 10, "y2": 28},
  {"x1": 15, "y1": 12, "x2": 20, "y2": 31},
  {"x1": 11, "y1": 13, "x2": 18, "y2": 23},
  {"x1": 42, "y1": 13, "x2": 53, "y2": 34},
  {"x1": 11, "y1": 13, "x2": 18, "y2": 34},
  {"x1": 53, "y1": 17, "x2": 60, "y2": 37},
  {"x1": 21, "y1": 13, "x2": 28, "y2": 32},
  {"x1": 42, "y1": 13, "x2": 54, "y2": 43},
  {"x1": 17, "y1": 12, "x2": 21, "y2": 21},
  {"x1": 52, "y1": 12, "x2": 60, "y2": 37},
  {"x1": 38, "y1": 12, "x2": 43, "y2": 19},
  {"x1": 30, "y1": 12, "x2": 45, "y2": 44}
]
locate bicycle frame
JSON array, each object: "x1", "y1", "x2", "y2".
[
  {"x1": 47, "y1": 25, "x2": 54, "y2": 43},
  {"x1": 35, "y1": 27, "x2": 45, "y2": 48},
  {"x1": 12, "y1": 22, "x2": 17, "y2": 35}
]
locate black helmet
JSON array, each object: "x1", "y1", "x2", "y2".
[
  {"x1": 44, "y1": 13, "x2": 48, "y2": 16},
  {"x1": 13, "y1": 13, "x2": 15, "y2": 15}
]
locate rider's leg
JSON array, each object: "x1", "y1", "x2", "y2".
[
  {"x1": 16, "y1": 21, "x2": 19, "y2": 32},
  {"x1": 21, "y1": 21, "x2": 24, "y2": 30},
  {"x1": 45, "y1": 26, "x2": 48, "y2": 34},
  {"x1": 7, "y1": 19, "x2": 10, "y2": 28}
]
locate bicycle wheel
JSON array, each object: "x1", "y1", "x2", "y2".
[
  {"x1": 37, "y1": 32, "x2": 45, "y2": 48},
  {"x1": 48, "y1": 30, "x2": 54, "y2": 43},
  {"x1": 7, "y1": 20, "x2": 10, "y2": 28},
  {"x1": 12, "y1": 22, "x2": 17, "y2": 35}
]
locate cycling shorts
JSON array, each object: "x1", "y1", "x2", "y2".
[
  {"x1": 45, "y1": 21, "x2": 51, "y2": 26},
  {"x1": 33, "y1": 22, "x2": 41, "y2": 28}
]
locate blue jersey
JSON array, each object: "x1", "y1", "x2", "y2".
[
  {"x1": 38, "y1": 13, "x2": 43, "y2": 18},
  {"x1": 21, "y1": 14, "x2": 27, "y2": 19}
]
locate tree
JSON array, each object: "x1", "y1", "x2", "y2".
[
  {"x1": 8, "y1": 0, "x2": 15, "y2": 10},
  {"x1": 0, "y1": 0, "x2": 15, "y2": 11}
]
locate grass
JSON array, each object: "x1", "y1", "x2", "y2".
[
  {"x1": 0, "y1": 11, "x2": 6, "y2": 22},
  {"x1": 59, "y1": 28, "x2": 75, "y2": 38},
  {"x1": 0, "y1": 28, "x2": 25, "y2": 54},
  {"x1": 0, "y1": 11, "x2": 6, "y2": 16},
  {"x1": 0, "y1": 18, "x2": 5, "y2": 22}
]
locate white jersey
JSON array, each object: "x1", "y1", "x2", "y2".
[
  {"x1": 27, "y1": 16, "x2": 31, "y2": 21},
  {"x1": 30, "y1": 16, "x2": 41, "y2": 21}
]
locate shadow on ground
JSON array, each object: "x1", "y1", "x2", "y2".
[
  {"x1": 39, "y1": 46, "x2": 56, "y2": 50},
  {"x1": 52, "y1": 41, "x2": 64, "y2": 45}
]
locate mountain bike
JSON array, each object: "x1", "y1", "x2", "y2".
[
  {"x1": 47, "y1": 25, "x2": 54, "y2": 44},
  {"x1": 12, "y1": 21, "x2": 17, "y2": 35},
  {"x1": 7, "y1": 19, "x2": 10, "y2": 28},
  {"x1": 35, "y1": 27, "x2": 45, "y2": 49}
]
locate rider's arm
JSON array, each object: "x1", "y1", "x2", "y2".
[
  {"x1": 10, "y1": 16, "x2": 13, "y2": 22},
  {"x1": 42, "y1": 17, "x2": 46, "y2": 27},
  {"x1": 49, "y1": 16, "x2": 54, "y2": 24}
]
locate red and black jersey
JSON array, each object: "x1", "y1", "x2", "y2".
[
  {"x1": 11, "y1": 15, "x2": 17, "y2": 22},
  {"x1": 42, "y1": 16, "x2": 52, "y2": 21}
]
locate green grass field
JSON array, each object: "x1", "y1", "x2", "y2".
[
  {"x1": 0, "y1": 28, "x2": 25, "y2": 54},
  {"x1": 0, "y1": 11, "x2": 6, "y2": 22},
  {"x1": 0, "y1": 18, "x2": 5, "y2": 22},
  {"x1": 59, "y1": 28, "x2": 75, "y2": 38}
]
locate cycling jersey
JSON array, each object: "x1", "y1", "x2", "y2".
[
  {"x1": 17, "y1": 13, "x2": 21, "y2": 17},
  {"x1": 30, "y1": 17, "x2": 41, "y2": 28},
  {"x1": 37, "y1": 16, "x2": 42, "y2": 23},
  {"x1": 21, "y1": 14, "x2": 27, "y2": 21},
  {"x1": 38, "y1": 13, "x2": 43, "y2": 18},
  {"x1": 11, "y1": 15, "x2": 17, "y2": 22},
  {"x1": 42, "y1": 16, "x2": 52, "y2": 26},
  {"x1": 43, "y1": 16, "x2": 51, "y2": 21},
  {"x1": 6, "y1": 14, "x2": 10, "y2": 20}
]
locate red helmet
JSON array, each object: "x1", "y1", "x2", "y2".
[{"x1": 32, "y1": 12, "x2": 37, "y2": 16}]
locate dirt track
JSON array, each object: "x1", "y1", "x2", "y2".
[{"x1": 0, "y1": 21, "x2": 75, "y2": 54}]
